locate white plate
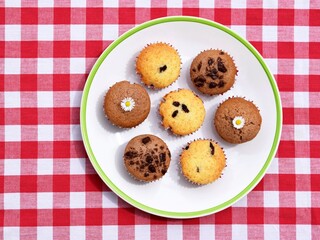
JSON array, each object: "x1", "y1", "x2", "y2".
[{"x1": 80, "y1": 16, "x2": 282, "y2": 218}]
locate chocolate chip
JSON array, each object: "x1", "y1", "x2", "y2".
[
  {"x1": 124, "y1": 151, "x2": 138, "y2": 159},
  {"x1": 154, "y1": 148, "x2": 158, "y2": 152},
  {"x1": 172, "y1": 110, "x2": 179, "y2": 118},
  {"x1": 210, "y1": 142, "x2": 215, "y2": 155},
  {"x1": 160, "y1": 146, "x2": 164, "y2": 150},
  {"x1": 206, "y1": 69, "x2": 218, "y2": 80},
  {"x1": 197, "y1": 61, "x2": 202, "y2": 71},
  {"x1": 146, "y1": 155, "x2": 153, "y2": 164},
  {"x1": 129, "y1": 161, "x2": 134, "y2": 165},
  {"x1": 208, "y1": 58, "x2": 214, "y2": 66},
  {"x1": 194, "y1": 76, "x2": 206, "y2": 85},
  {"x1": 192, "y1": 68, "x2": 196, "y2": 72},
  {"x1": 168, "y1": 151, "x2": 171, "y2": 158},
  {"x1": 172, "y1": 101, "x2": 180, "y2": 107},
  {"x1": 217, "y1": 57, "x2": 227, "y2": 72},
  {"x1": 219, "y1": 51, "x2": 224, "y2": 55},
  {"x1": 159, "y1": 153, "x2": 166, "y2": 162},
  {"x1": 159, "y1": 65, "x2": 167, "y2": 73},
  {"x1": 181, "y1": 104, "x2": 189, "y2": 113},
  {"x1": 209, "y1": 82, "x2": 217, "y2": 88},
  {"x1": 144, "y1": 172, "x2": 149, "y2": 177},
  {"x1": 218, "y1": 80, "x2": 225, "y2": 88},
  {"x1": 148, "y1": 165, "x2": 156, "y2": 173},
  {"x1": 185, "y1": 145, "x2": 189, "y2": 150},
  {"x1": 196, "y1": 167, "x2": 200, "y2": 173},
  {"x1": 219, "y1": 75, "x2": 223, "y2": 79},
  {"x1": 142, "y1": 137, "x2": 151, "y2": 144},
  {"x1": 161, "y1": 169, "x2": 167, "y2": 175}
]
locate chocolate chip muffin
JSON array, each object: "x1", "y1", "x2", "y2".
[
  {"x1": 159, "y1": 89, "x2": 206, "y2": 136},
  {"x1": 123, "y1": 134, "x2": 171, "y2": 182},
  {"x1": 104, "y1": 81, "x2": 151, "y2": 128},
  {"x1": 190, "y1": 49, "x2": 237, "y2": 95},
  {"x1": 180, "y1": 139, "x2": 226, "y2": 185},
  {"x1": 136, "y1": 43, "x2": 181, "y2": 89},
  {"x1": 214, "y1": 97, "x2": 262, "y2": 143}
]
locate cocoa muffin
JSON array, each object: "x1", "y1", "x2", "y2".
[
  {"x1": 159, "y1": 89, "x2": 206, "y2": 136},
  {"x1": 136, "y1": 43, "x2": 181, "y2": 89},
  {"x1": 123, "y1": 134, "x2": 171, "y2": 182},
  {"x1": 214, "y1": 97, "x2": 262, "y2": 143},
  {"x1": 180, "y1": 139, "x2": 226, "y2": 185},
  {"x1": 190, "y1": 49, "x2": 237, "y2": 95},
  {"x1": 104, "y1": 81, "x2": 151, "y2": 128}
]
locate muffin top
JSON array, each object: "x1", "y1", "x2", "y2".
[
  {"x1": 214, "y1": 97, "x2": 262, "y2": 143},
  {"x1": 136, "y1": 43, "x2": 181, "y2": 89}
]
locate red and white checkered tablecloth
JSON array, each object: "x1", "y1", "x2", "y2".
[{"x1": 1, "y1": 0, "x2": 319, "y2": 239}]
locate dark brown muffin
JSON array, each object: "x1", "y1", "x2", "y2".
[
  {"x1": 214, "y1": 97, "x2": 262, "y2": 143},
  {"x1": 123, "y1": 134, "x2": 171, "y2": 182},
  {"x1": 104, "y1": 81, "x2": 151, "y2": 128},
  {"x1": 190, "y1": 49, "x2": 237, "y2": 95}
]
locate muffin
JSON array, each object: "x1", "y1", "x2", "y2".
[
  {"x1": 159, "y1": 89, "x2": 206, "y2": 136},
  {"x1": 123, "y1": 134, "x2": 171, "y2": 182},
  {"x1": 214, "y1": 97, "x2": 262, "y2": 143},
  {"x1": 190, "y1": 49, "x2": 237, "y2": 95},
  {"x1": 104, "y1": 81, "x2": 150, "y2": 128},
  {"x1": 180, "y1": 139, "x2": 226, "y2": 185},
  {"x1": 136, "y1": 43, "x2": 181, "y2": 89}
]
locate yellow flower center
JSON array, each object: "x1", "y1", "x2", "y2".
[
  {"x1": 235, "y1": 119, "x2": 242, "y2": 125},
  {"x1": 125, "y1": 101, "x2": 131, "y2": 107}
]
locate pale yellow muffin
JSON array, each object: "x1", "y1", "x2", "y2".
[
  {"x1": 159, "y1": 89, "x2": 206, "y2": 136},
  {"x1": 180, "y1": 139, "x2": 226, "y2": 185},
  {"x1": 136, "y1": 43, "x2": 181, "y2": 89}
]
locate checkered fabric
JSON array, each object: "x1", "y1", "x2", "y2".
[{"x1": 1, "y1": 0, "x2": 319, "y2": 239}]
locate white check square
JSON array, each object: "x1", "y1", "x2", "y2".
[
  {"x1": 5, "y1": 25, "x2": 21, "y2": 41},
  {"x1": 70, "y1": 192, "x2": 85, "y2": 208},
  {"x1": 70, "y1": 226, "x2": 85, "y2": 240},
  {"x1": 70, "y1": 25, "x2": 86, "y2": 40},
  {"x1": 294, "y1": 124, "x2": 310, "y2": 141},
  {"x1": 4, "y1": 227, "x2": 20, "y2": 240},
  {"x1": 294, "y1": 26, "x2": 309, "y2": 42},
  {"x1": 294, "y1": 0, "x2": 309, "y2": 9},
  {"x1": 103, "y1": 0, "x2": 118, "y2": 7},
  {"x1": 103, "y1": 24, "x2": 119, "y2": 41},
  {"x1": 38, "y1": 0, "x2": 54, "y2": 7},
  {"x1": 5, "y1": 58, "x2": 21, "y2": 74},
  {"x1": 37, "y1": 58, "x2": 53, "y2": 74},
  {"x1": 102, "y1": 191, "x2": 118, "y2": 208},
  {"x1": 5, "y1": 125, "x2": 21, "y2": 142},
  {"x1": 4, "y1": 193, "x2": 20, "y2": 209},
  {"x1": 37, "y1": 227, "x2": 53, "y2": 240},
  {"x1": 71, "y1": 0, "x2": 86, "y2": 7},
  {"x1": 37, "y1": 91, "x2": 53, "y2": 108},
  {"x1": 167, "y1": 0, "x2": 182, "y2": 8},
  {"x1": 263, "y1": 0, "x2": 278, "y2": 8},
  {"x1": 295, "y1": 158, "x2": 310, "y2": 174},
  {"x1": 199, "y1": 0, "x2": 214, "y2": 8},
  {"x1": 263, "y1": 26, "x2": 278, "y2": 42},
  {"x1": 231, "y1": 0, "x2": 247, "y2": 8},
  {"x1": 38, "y1": 25, "x2": 54, "y2": 41},
  {"x1": 103, "y1": 226, "x2": 118, "y2": 240},
  {"x1": 70, "y1": 91, "x2": 82, "y2": 107},
  {"x1": 37, "y1": 192, "x2": 53, "y2": 209},
  {"x1": 294, "y1": 59, "x2": 309, "y2": 75},
  {"x1": 4, "y1": 91, "x2": 20, "y2": 108},
  {"x1": 70, "y1": 58, "x2": 85, "y2": 74},
  {"x1": 4, "y1": 159, "x2": 21, "y2": 175},
  {"x1": 296, "y1": 225, "x2": 311, "y2": 240},
  {"x1": 232, "y1": 225, "x2": 247, "y2": 239},
  {"x1": 294, "y1": 92, "x2": 309, "y2": 108},
  {"x1": 38, "y1": 125, "x2": 53, "y2": 141},
  {"x1": 296, "y1": 191, "x2": 311, "y2": 208},
  {"x1": 136, "y1": 0, "x2": 151, "y2": 7},
  {"x1": 70, "y1": 158, "x2": 86, "y2": 174},
  {"x1": 264, "y1": 191, "x2": 279, "y2": 207},
  {"x1": 37, "y1": 158, "x2": 53, "y2": 175},
  {"x1": 231, "y1": 25, "x2": 247, "y2": 39}
]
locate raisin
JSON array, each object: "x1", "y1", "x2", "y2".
[
  {"x1": 144, "y1": 172, "x2": 149, "y2": 177},
  {"x1": 146, "y1": 155, "x2": 153, "y2": 164},
  {"x1": 148, "y1": 165, "x2": 156, "y2": 173},
  {"x1": 197, "y1": 61, "x2": 202, "y2": 71},
  {"x1": 172, "y1": 110, "x2": 179, "y2": 118},
  {"x1": 217, "y1": 57, "x2": 227, "y2": 72},
  {"x1": 192, "y1": 68, "x2": 196, "y2": 72},
  {"x1": 161, "y1": 169, "x2": 167, "y2": 175},
  {"x1": 209, "y1": 82, "x2": 217, "y2": 88},
  {"x1": 159, "y1": 153, "x2": 166, "y2": 162},
  {"x1": 181, "y1": 104, "x2": 190, "y2": 113},
  {"x1": 142, "y1": 137, "x2": 151, "y2": 144},
  {"x1": 218, "y1": 80, "x2": 225, "y2": 88},
  {"x1": 159, "y1": 65, "x2": 167, "y2": 72},
  {"x1": 208, "y1": 58, "x2": 214, "y2": 66},
  {"x1": 124, "y1": 151, "x2": 138, "y2": 159},
  {"x1": 196, "y1": 167, "x2": 200, "y2": 173},
  {"x1": 185, "y1": 145, "x2": 189, "y2": 150},
  {"x1": 172, "y1": 101, "x2": 180, "y2": 107},
  {"x1": 210, "y1": 142, "x2": 215, "y2": 155}
]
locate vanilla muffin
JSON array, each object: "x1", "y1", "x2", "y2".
[
  {"x1": 214, "y1": 97, "x2": 262, "y2": 143},
  {"x1": 180, "y1": 139, "x2": 226, "y2": 185},
  {"x1": 159, "y1": 89, "x2": 206, "y2": 136},
  {"x1": 136, "y1": 43, "x2": 181, "y2": 89},
  {"x1": 190, "y1": 49, "x2": 237, "y2": 95}
]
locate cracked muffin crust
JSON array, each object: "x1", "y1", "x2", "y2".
[
  {"x1": 159, "y1": 89, "x2": 206, "y2": 136},
  {"x1": 214, "y1": 97, "x2": 262, "y2": 143},
  {"x1": 123, "y1": 134, "x2": 171, "y2": 182},
  {"x1": 136, "y1": 43, "x2": 181, "y2": 89},
  {"x1": 180, "y1": 139, "x2": 226, "y2": 185},
  {"x1": 190, "y1": 49, "x2": 237, "y2": 95}
]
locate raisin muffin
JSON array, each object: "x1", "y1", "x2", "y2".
[
  {"x1": 180, "y1": 139, "x2": 226, "y2": 185},
  {"x1": 136, "y1": 43, "x2": 181, "y2": 89},
  {"x1": 159, "y1": 89, "x2": 206, "y2": 136},
  {"x1": 123, "y1": 134, "x2": 171, "y2": 182},
  {"x1": 214, "y1": 97, "x2": 262, "y2": 143},
  {"x1": 104, "y1": 81, "x2": 151, "y2": 128},
  {"x1": 190, "y1": 49, "x2": 237, "y2": 95}
]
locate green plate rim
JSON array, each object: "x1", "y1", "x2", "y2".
[{"x1": 80, "y1": 16, "x2": 282, "y2": 219}]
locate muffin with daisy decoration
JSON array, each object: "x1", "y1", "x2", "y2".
[
  {"x1": 104, "y1": 81, "x2": 151, "y2": 128},
  {"x1": 214, "y1": 97, "x2": 262, "y2": 143}
]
